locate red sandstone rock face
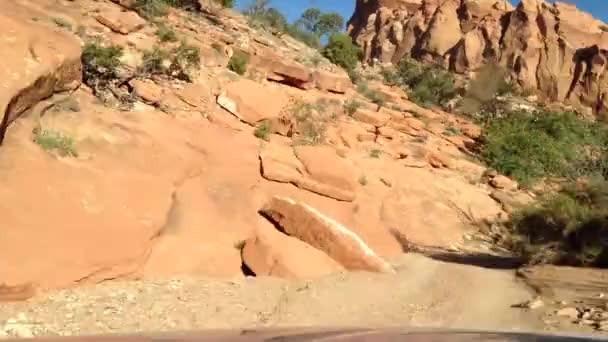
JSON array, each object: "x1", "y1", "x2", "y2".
[{"x1": 347, "y1": 0, "x2": 608, "y2": 115}]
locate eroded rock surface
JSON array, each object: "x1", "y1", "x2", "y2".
[
  {"x1": 0, "y1": 1, "x2": 82, "y2": 143},
  {"x1": 260, "y1": 196, "x2": 394, "y2": 273},
  {"x1": 348, "y1": 0, "x2": 608, "y2": 114}
]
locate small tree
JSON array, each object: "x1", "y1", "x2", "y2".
[
  {"x1": 299, "y1": 8, "x2": 321, "y2": 33},
  {"x1": 264, "y1": 8, "x2": 288, "y2": 31},
  {"x1": 217, "y1": 0, "x2": 233, "y2": 7},
  {"x1": 228, "y1": 52, "x2": 249, "y2": 75},
  {"x1": 245, "y1": 0, "x2": 269, "y2": 16},
  {"x1": 322, "y1": 33, "x2": 361, "y2": 72},
  {"x1": 316, "y1": 13, "x2": 344, "y2": 37},
  {"x1": 82, "y1": 41, "x2": 124, "y2": 91}
]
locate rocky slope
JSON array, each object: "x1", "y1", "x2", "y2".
[
  {"x1": 347, "y1": 0, "x2": 608, "y2": 116},
  {"x1": 0, "y1": 0, "x2": 606, "y2": 338}
]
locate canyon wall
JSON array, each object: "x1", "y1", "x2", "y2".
[{"x1": 347, "y1": 0, "x2": 608, "y2": 114}]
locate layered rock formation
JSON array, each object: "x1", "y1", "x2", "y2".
[{"x1": 347, "y1": 0, "x2": 608, "y2": 115}]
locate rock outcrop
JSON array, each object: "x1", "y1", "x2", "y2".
[
  {"x1": 347, "y1": 0, "x2": 608, "y2": 115},
  {"x1": 260, "y1": 196, "x2": 394, "y2": 274},
  {"x1": 241, "y1": 226, "x2": 344, "y2": 279},
  {"x1": 0, "y1": 1, "x2": 82, "y2": 144}
]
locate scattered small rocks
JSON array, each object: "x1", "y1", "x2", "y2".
[
  {"x1": 553, "y1": 305, "x2": 608, "y2": 331},
  {"x1": 1, "y1": 313, "x2": 37, "y2": 338},
  {"x1": 556, "y1": 307, "x2": 579, "y2": 319},
  {"x1": 511, "y1": 297, "x2": 544, "y2": 309}
]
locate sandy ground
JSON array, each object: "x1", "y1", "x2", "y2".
[{"x1": 0, "y1": 253, "x2": 553, "y2": 339}]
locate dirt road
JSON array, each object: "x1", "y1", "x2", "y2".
[{"x1": 0, "y1": 253, "x2": 551, "y2": 338}]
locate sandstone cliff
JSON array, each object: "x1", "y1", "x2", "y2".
[{"x1": 347, "y1": 0, "x2": 608, "y2": 115}]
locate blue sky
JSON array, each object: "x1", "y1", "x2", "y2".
[{"x1": 234, "y1": 0, "x2": 607, "y2": 26}]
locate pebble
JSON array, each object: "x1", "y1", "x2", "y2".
[
  {"x1": 556, "y1": 307, "x2": 579, "y2": 319},
  {"x1": 528, "y1": 298, "x2": 544, "y2": 309},
  {"x1": 3, "y1": 324, "x2": 35, "y2": 338}
]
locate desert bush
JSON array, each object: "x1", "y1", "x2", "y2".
[
  {"x1": 140, "y1": 42, "x2": 200, "y2": 81},
  {"x1": 216, "y1": 0, "x2": 233, "y2": 8},
  {"x1": 140, "y1": 46, "x2": 171, "y2": 76},
  {"x1": 480, "y1": 110, "x2": 608, "y2": 186},
  {"x1": 508, "y1": 179, "x2": 608, "y2": 267},
  {"x1": 52, "y1": 17, "x2": 72, "y2": 31},
  {"x1": 133, "y1": 0, "x2": 171, "y2": 17},
  {"x1": 356, "y1": 82, "x2": 385, "y2": 110},
  {"x1": 291, "y1": 100, "x2": 333, "y2": 145},
  {"x1": 343, "y1": 99, "x2": 362, "y2": 116},
  {"x1": 156, "y1": 23, "x2": 178, "y2": 42},
  {"x1": 284, "y1": 24, "x2": 320, "y2": 49},
  {"x1": 458, "y1": 64, "x2": 515, "y2": 121},
  {"x1": 228, "y1": 52, "x2": 249, "y2": 75},
  {"x1": 358, "y1": 175, "x2": 368, "y2": 186},
  {"x1": 322, "y1": 33, "x2": 361, "y2": 73},
  {"x1": 254, "y1": 120, "x2": 272, "y2": 141},
  {"x1": 171, "y1": 41, "x2": 201, "y2": 80},
  {"x1": 370, "y1": 148, "x2": 382, "y2": 158},
  {"x1": 383, "y1": 58, "x2": 456, "y2": 108},
  {"x1": 82, "y1": 41, "x2": 124, "y2": 92},
  {"x1": 52, "y1": 97, "x2": 81, "y2": 113},
  {"x1": 133, "y1": 0, "x2": 202, "y2": 17},
  {"x1": 34, "y1": 129, "x2": 78, "y2": 157}
]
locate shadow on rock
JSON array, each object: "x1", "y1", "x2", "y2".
[{"x1": 425, "y1": 251, "x2": 525, "y2": 270}]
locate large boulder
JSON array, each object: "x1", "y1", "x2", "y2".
[
  {"x1": 313, "y1": 70, "x2": 351, "y2": 94},
  {"x1": 249, "y1": 50, "x2": 315, "y2": 90},
  {"x1": 217, "y1": 79, "x2": 289, "y2": 125},
  {"x1": 260, "y1": 143, "x2": 359, "y2": 202},
  {"x1": 0, "y1": 107, "x2": 205, "y2": 290},
  {"x1": 242, "y1": 227, "x2": 344, "y2": 279},
  {"x1": 294, "y1": 145, "x2": 359, "y2": 201},
  {"x1": 95, "y1": 8, "x2": 147, "y2": 34},
  {"x1": 260, "y1": 196, "x2": 394, "y2": 273},
  {"x1": 0, "y1": 1, "x2": 82, "y2": 144}
]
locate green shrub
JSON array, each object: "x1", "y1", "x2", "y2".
[
  {"x1": 140, "y1": 46, "x2": 170, "y2": 76},
  {"x1": 310, "y1": 54, "x2": 323, "y2": 67},
  {"x1": 133, "y1": 0, "x2": 202, "y2": 18},
  {"x1": 140, "y1": 42, "x2": 200, "y2": 81},
  {"x1": 384, "y1": 58, "x2": 456, "y2": 108},
  {"x1": 459, "y1": 64, "x2": 513, "y2": 120},
  {"x1": 480, "y1": 110, "x2": 608, "y2": 186},
  {"x1": 322, "y1": 33, "x2": 361, "y2": 72},
  {"x1": 343, "y1": 99, "x2": 362, "y2": 116},
  {"x1": 156, "y1": 23, "x2": 178, "y2": 42},
  {"x1": 370, "y1": 148, "x2": 382, "y2": 158},
  {"x1": 228, "y1": 52, "x2": 249, "y2": 75},
  {"x1": 216, "y1": 0, "x2": 233, "y2": 8},
  {"x1": 248, "y1": 7, "x2": 288, "y2": 33},
  {"x1": 133, "y1": 0, "x2": 171, "y2": 18},
  {"x1": 358, "y1": 175, "x2": 368, "y2": 186},
  {"x1": 51, "y1": 17, "x2": 72, "y2": 31},
  {"x1": 171, "y1": 41, "x2": 201, "y2": 80},
  {"x1": 443, "y1": 125, "x2": 462, "y2": 136},
  {"x1": 52, "y1": 97, "x2": 81, "y2": 113},
  {"x1": 509, "y1": 179, "x2": 608, "y2": 267},
  {"x1": 254, "y1": 120, "x2": 272, "y2": 141},
  {"x1": 34, "y1": 129, "x2": 78, "y2": 157},
  {"x1": 291, "y1": 100, "x2": 332, "y2": 145},
  {"x1": 285, "y1": 24, "x2": 321, "y2": 49},
  {"x1": 356, "y1": 83, "x2": 385, "y2": 111},
  {"x1": 381, "y1": 68, "x2": 401, "y2": 87},
  {"x1": 82, "y1": 41, "x2": 124, "y2": 92}
]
